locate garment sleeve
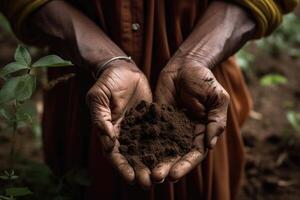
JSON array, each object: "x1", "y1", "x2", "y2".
[
  {"x1": 230, "y1": 0, "x2": 299, "y2": 38},
  {"x1": 0, "y1": 0, "x2": 50, "y2": 40}
]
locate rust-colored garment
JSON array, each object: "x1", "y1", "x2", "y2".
[{"x1": 42, "y1": 1, "x2": 252, "y2": 199}]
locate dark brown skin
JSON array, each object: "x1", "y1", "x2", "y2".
[
  {"x1": 27, "y1": 0, "x2": 256, "y2": 189},
  {"x1": 86, "y1": 62, "x2": 153, "y2": 188},
  {"x1": 29, "y1": 0, "x2": 153, "y2": 188},
  {"x1": 152, "y1": 1, "x2": 256, "y2": 183}
]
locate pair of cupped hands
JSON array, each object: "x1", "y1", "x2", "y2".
[{"x1": 86, "y1": 56, "x2": 230, "y2": 189}]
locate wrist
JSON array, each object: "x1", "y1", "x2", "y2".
[
  {"x1": 93, "y1": 58, "x2": 140, "y2": 80},
  {"x1": 173, "y1": 50, "x2": 217, "y2": 69},
  {"x1": 164, "y1": 55, "x2": 210, "y2": 73},
  {"x1": 93, "y1": 56, "x2": 134, "y2": 79}
]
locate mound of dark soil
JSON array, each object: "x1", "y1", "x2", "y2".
[
  {"x1": 240, "y1": 132, "x2": 300, "y2": 200},
  {"x1": 119, "y1": 101, "x2": 196, "y2": 169}
]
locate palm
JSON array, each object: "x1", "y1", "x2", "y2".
[
  {"x1": 97, "y1": 65, "x2": 152, "y2": 130},
  {"x1": 152, "y1": 61, "x2": 229, "y2": 183},
  {"x1": 87, "y1": 64, "x2": 153, "y2": 187}
]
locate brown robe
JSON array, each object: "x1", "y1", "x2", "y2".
[{"x1": 42, "y1": 0, "x2": 252, "y2": 199}]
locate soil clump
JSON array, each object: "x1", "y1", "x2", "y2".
[{"x1": 119, "y1": 101, "x2": 197, "y2": 169}]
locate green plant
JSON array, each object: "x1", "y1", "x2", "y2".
[
  {"x1": 259, "y1": 73, "x2": 288, "y2": 86},
  {"x1": 0, "y1": 12, "x2": 12, "y2": 35},
  {"x1": 236, "y1": 48, "x2": 255, "y2": 71},
  {"x1": 237, "y1": 13, "x2": 300, "y2": 72},
  {"x1": 286, "y1": 111, "x2": 300, "y2": 132},
  {"x1": 0, "y1": 45, "x2": 72, "y2": 199},
  {"x1": 256, "y1": 13, "x2": 300, "y2": 58}
]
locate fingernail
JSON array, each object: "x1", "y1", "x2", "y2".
[
  {"x1": 154, "y1": 178, "x2": 165, "y2": 184},
  {"x1": 210, "y1": 137, "x2": 218, "y2": 148}
]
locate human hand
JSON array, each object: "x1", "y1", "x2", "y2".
[
  {"x1": 86, "y1": 61, "x2": 153, "y2": 188},
  {"x1": 151, "y1": 59, "x2": 230, "y2": 183}
]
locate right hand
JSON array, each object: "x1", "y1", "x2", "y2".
[{"x1": 86, "y1": 61, "x2": 153, "y2": 188}]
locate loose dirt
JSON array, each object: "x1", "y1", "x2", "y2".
[{"x1": 119, "y1": 101, "x2": 197, "y2": 169}]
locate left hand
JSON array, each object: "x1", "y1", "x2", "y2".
[
  {"x1": 151, "y1": 58, "x2": 230, "y2": 183},
  {"x1": 86, "y1": 62, "x2": 153, "y2": 188}
]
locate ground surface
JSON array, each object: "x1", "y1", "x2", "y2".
[{"x1": 238, "y1": 44, "x2": 300, "y2": 199}]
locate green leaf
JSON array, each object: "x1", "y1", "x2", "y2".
[
  {"x1": 10, "y1": 175, "x2": 19, "y2": 180},
  {"x1": 0, "y1": 62, "x2": 29, "y2": 78},
  {"x1": 16, "y1": 112, "x2": 32, "y2": 124},
  {"x1": 0, "y1": 13, "x2": 12, "y2": 33},
  {"x1": 0, "y1": 107, "x2": 15, "y2": 126},
  {"x1": 0, "y1": 195, "x2": 15, "y2": 200},
  {"x1": 0, "y1": 108, "x2": 9, "y2": 120},
  {"x1": 32, "y1": 55, "x2": 73, "y2": 68},
  {"x1": 0, "y1": 74, "x2": 36, "y2": 104},
  {"x1": 0, "y1": 175, "x2": 9, "y2": 180},
  {"x1": 260, "y1": 74, "x2": 288, "y2": 86},
  {"x1": 236, "y1": 49, "x2": 254, "y2": 71},
  {"x1": 5, "y1": 187, "x2": 32, "y2": 197},
  {"x1": 14, "y1": 45, "x2": 31, "y2": 66},
  {"x1": 286, "y1": 111, "x2": 300, "y2": 131}
]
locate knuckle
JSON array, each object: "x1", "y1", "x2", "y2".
[
  {"x1": 217, "y1": 125, "x2": 225, "y2": 135},
  {"x1": 100, "y1": 135, "x2": 115, "y2": 152},
  {"x1": 169, "y1": 168, "x2": 181, "y2": 180},
  {"x1": 86, "y1": 87, "x2": 107, "y2": 107},
  {"x1": 92, "y1": 119, "x2": 103, "y2": 130},
  {"x1": 152, "y1": 170, "x2": 165, "y2": 180},
  {"x1": 219, "y1": 89, "x2": 230, "y2": 102}
]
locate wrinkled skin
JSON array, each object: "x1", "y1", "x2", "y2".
[
  {"x1": 151, "y1": 59, "x2": 230, "y2": 183},
  {"x1": 27, "y1": 0, "x2": 255, "y2": 190},
  {"x1": 148, "y1": 0, "x2": 255, "y2": 184},
  {"x1": 86, "y1": 61, "x2": 153, "y2": 188}
]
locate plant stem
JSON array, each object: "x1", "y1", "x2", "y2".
[{"x1": 9, "y1": 100, "x2": 18, "y2": 173}]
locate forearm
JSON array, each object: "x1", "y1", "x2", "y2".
[
  {"x1": 171, "y1": 1, "x2": 256, "y2": 69},
  {"x1": 28, "y1": 0, "x2": 126, "y2": 74}
]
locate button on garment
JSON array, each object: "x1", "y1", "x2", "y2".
[
  {"x1": 43, "y1": 1, "x2": 253, "y2": 200},
  {"x1": 132, "y1": 23, "x2": 140, "y2": 31}
]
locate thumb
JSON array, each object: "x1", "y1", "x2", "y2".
[
  {"x1": 86, "y1": 86, "x2": 116, "y2": 144},
  {"x1": 206, "y1": 122, "x2": 225, "y2": 149},
  {"x1": 206, "y1": 93, "x2": 230, "y2": 148},
  {"x1": 96, "y1": 120, "x2": 116, "y2": 152}
]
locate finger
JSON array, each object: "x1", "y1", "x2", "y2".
[
  {"x1": 113, "y1": 117, "x2": 124, "y2": 137},
  {"x1": 168, "y1": 150, "x2": 205, "y2": 182},
  {"x1": 206, "y1": 121, "x2": 226, "y2": 149},
  {"x1": 206, "y1": 90, "x2": 230, "y2": 148},
  {"x1": 194, "y1": 124, "x2": 206, "y2": 152},
  {"x1": 151, "y1": 157, "x2": 180, "y2": 183},
  {"x1": 129, "y1": 158, "x2": 152, "y2": 189},
  {"x1": 133, "y1": 163, "x2": 152, "y2": 189},
  {"x1": 180, "y1": 95, "x2": 206, "y2": 120},
  {"x1": 99, "y1": 134, "x2": 115, "y2": 152},
  {"x1": 108, "y1": 142, "x2": 135, "y2": 184}
]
